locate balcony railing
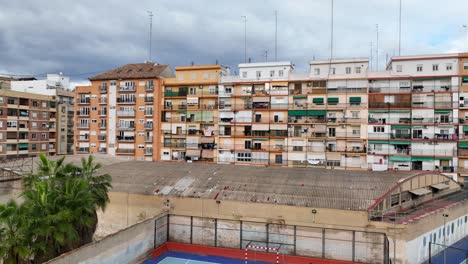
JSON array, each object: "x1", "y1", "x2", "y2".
[
  {"x1": 98, "y1": 135, "x2": 106, "y2": 141},
  {"x1": 119, "y1": 86, "x2": 136, "y2": 92},
  {"x1": 117, "y1": 98, "x2": 136, "y2": 104},
  {"x1": 163, "y1": 143, "x2": 186, "y2": 148},
  {"x1": 116, "y1": 148, "x2": 135, "y2": 154},
  {"x1": 145, "y1": 136, "x2": 153, "y2": 142},
  {"x1": 117, "y1": 110, "x2": 135, "y2": 117},
  {"x1": 116, "y1": 136, "x2": 135, "y2": 142},
  {"x1": 368, "y1": 102, "x2": 411, "y2": 108},
  {"x1": 117, "y1": 125, "x2": 135, "y2": 130},
  {"x1": 99, "y1": 87, "x2": 107, "y2": 93}
]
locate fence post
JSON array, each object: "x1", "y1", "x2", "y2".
[
  {"x1": 428, "y1": 242, "x2": 431, "y2": 264},
  {"x1": 167, "y1": 214, "x2": 170, "y2": 242},
  {"x1": 352, "y1": 230, "x2": 355, "y2": 262},
  {"x1": 153, "y1": 218, "x2": 157, "y2": 248},
  {"x1": 293, "y1": 225, "x2": 297, "y2": 256},
  {"x1": 266, "y1": 223, "x2": 270, "y2": 253},
  {"x1": 214, "y1": 218, "x2": 218, "y2": 247},
  {"x1": 240, "y1": 220, "x2": 243, "y2": 250},
  {"x1": 190, "y1": 216, "x2": 193, "y2": 244},
  {"x1": 322, "y1": 228, "x2": 326, "y2": 259}
]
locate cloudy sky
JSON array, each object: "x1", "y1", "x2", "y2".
[{"x1": 1, "y1": 0, "x2": 468, "y2": 85}]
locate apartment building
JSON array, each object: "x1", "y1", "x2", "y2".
[
  {"x1": 74, "y1": 62, "x2": 173, "y2": 159},
  {"x1": 11, "y1": 74, "x2": 74, "y2": 155},
  {"x1": 367, "y1": 54, "x2": 460, "y2": 174},
  {"x1": 0, "y1": 89, "x2": 57, "y2": 158},
  {"x1": 217, "y1": 62, "x2": 293, "y2": 165},
  {"x1": 160, "y1": 65, "x2": 229, "y2": 162},
  {"x1": 456, "y1": 53, "x2": 468, "y2": 177},
  {"x1": 288, "y1": 58, "x2": 369, "y2": 169}
]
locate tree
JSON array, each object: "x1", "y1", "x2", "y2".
[{"x1": 0, "y1": 200, "x2": 33, "y2": 264}]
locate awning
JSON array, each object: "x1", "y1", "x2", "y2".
[
  {"x1": 18, "y1": 143, "x2": 29, "y2": 148},
  {"x1": 349, "y1": 97, "x2": 361, "y2": 103},
  {"x1": 409, "y1": 188, "x2": 432, "y2": 196},
  {"x1": 391, "y1": 125, "x2": 411, "y2": 129},
  {"x1": 293, "y1": 95, "x2": 307, "y2": 99},
  {"x1": 253, "y1": 97, "x2": 269, "y2": 102},
  {"x1": 327, "y1": 97, "x2": 339, "y2": 103},
  {"x1": 270, "y1": 81, "x2": 288, "y2": 86},
  {"x1": 435, "y1": 157, "x2": 452, "y2": 161},
  {"x1": 368, "y1": 140, "x2": 389, "y2": 144},
  {"x1": 202, "y1": 150, "x2": 214, "y2": 158},
  {"x1": 186, "y1": 149, "x2": 201, "y2": 157},
  {"x1": 368, "y1": 110, "x2": 410, "y2": 113},
  {"x1": 412, "y1": 156, "x2": 434, "y2": 161},
  {"x1": 431, "y1": 183, "x2": 450, "y2": 190},
  {"x1": 176, "y1": 110, "x2": 186, "y2": 114},
  {"x1": 200, "y1": 137, "x2": 214, "y2": 144},
  {"x1": 312, "y1": 98, "x2": 324, "y2": 104},
  {"x1": 459, "y1": 142, "x2": 468, "y2": 149},
  {"x1": 270, "y1": 124, "x2": 287, "y2": 130},
  {"x1": 187, "y1": 97, "x2": 199, "y2": 105},
  {"x1": 434, "y1": 110, "x2": 451, "y2": 114},
  {"x1": 288, "y1": 110, "x2": 326, "y2": 117},
  {"x1": 252, "y1": 124, "x2": 270, "y2": 131},
  {"x1": 389, "y1": 140, "x2": 411, "y2": 145},
  {"x1": 252, "y1": 138, "x2": 268, "y2": 141},
  {"x1": 389, "y1": 156, "x2": 411, "y2": 162}
]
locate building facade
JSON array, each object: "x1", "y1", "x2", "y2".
[
  {"x1": 74, "y1": 63, "x2": 173, "y2": 159},
  {"x1": 0, "y1": 90, "x2": 57, "y2": 158},
  {"x1": 11, "y1": 74, "x2": 75, "y2": 155},
  {"x1": 160, "y1": 65, "x2": 228, "y2": 162}
]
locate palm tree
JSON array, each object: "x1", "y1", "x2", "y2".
[
  {"x1": 76, "y1": 155, "x2": 112, "y2": 211},
  {"x1": 0, "y1": 200, "x2": 33, "y2": 264}
]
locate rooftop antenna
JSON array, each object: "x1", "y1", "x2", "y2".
[
  {"x1": 370, "y1": 41, "x2": 373, "y2": 71},
  {"x1": 376, "y1": 24, "x2": 379, "y2": 71},
  {"x1": 330, "y1": 0, "x2": 334, "y2": 61},
  {"x1": 398, "y1": 0, "x2": 402, "y2": 56},
  {"x1": 147, "y1": 11, "x2": 154, "y2": 62},
  {"x1": 275, "y1": 10, "x2": 278, "y2": 61},
  {"x1": 241, "y1": 16, "x2": 247, "y2": 63},
  {"x1": 463, "y1": 25, "x2": 467, "y2": 52}
]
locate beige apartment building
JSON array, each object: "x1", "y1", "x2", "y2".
[
  {"x1": 160, "y1": 65, "x2": 228, "y2": 162},
  {"x1": 0, "y1": 89, "x2": 57, "y2": 157},
  {"x1": 74, "y1": 62, "x2": 173, "y2": 160}
]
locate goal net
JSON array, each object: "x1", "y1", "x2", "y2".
[{"x1": 244, "y1": 243, "x2": 281, "y2": 264}]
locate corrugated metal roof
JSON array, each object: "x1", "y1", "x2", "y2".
[{"x1": 100, "y1": 161, "x2": 415, "y2": 211}]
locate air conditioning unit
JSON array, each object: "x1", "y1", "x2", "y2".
[
  {"x1": 341, "y1": 125, "x2": 346, "y2": 129},
  {"x1": 307, "y1": 82, "x2": 312, "y2": 87},
  {"x1": 461, "y1": 103, "x2": 465, "y2": 107}
]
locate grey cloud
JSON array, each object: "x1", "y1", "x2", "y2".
[{"x1": 1, "y1": 0, "x2": 468, "y2": 81}]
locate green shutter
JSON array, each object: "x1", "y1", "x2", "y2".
[
  {"x1": 389, "y1": 156, "x2": 411, "y2": 162},
  {"x1": 412, "y1": 156, "x2": 434, "y2": 161},
  {"x1": 349, "y1": 97, "x2": 361, "y2": 103},
  {"x1": 50, "y1": 101, "x2": 56, "y2": 107},
  {"x1": 327, "y1": 97, "x2": 339, "y2": 103},
  {"x1": 18, "y1": 143, "x2": 29, "y2": 148},
  {"x1": 253, "y1": 138, "x2": 268, "y2": 141},
  {"x1": 436, "y1": 157, "x2": 452, "y2": 161},
  {"x1": 312, "y1": 98, "x2": 324, "y2": 104},
  {"x1": 176, "y1": 110, "x2": 186, "y2": 114},
  {"x1": 389, "y1": 141, "x2": 411, "y2": 145},
  {"x1": 288, "y1": 110, "x2": 307, "y2": 117},
  {"x1": 288, "y1": 110, "x2": 326, "y2": 117},
  {"x1": 391, "y1": 125, "x2": 411, "y2": 129},
  {"x1": 369, "y1": 110, "x2": 410, "y2": 113},
  {"x1": 293, "y1": 95, "x2": 307, "y2": 99},
  {"x1": 463, "y1": 126, "x2": 468, "y2": 132},
  {"x1": 368, "y1": 140, "x2": 389, "y2": 144},
  {"x1": 459, "y1": 142, "x2": 468, "y2": 149},
  {"x1": 434, "y1": 110, "x2": 451, "y2": 114},
  {"x1": 463, "y1": 76, "x2": 468, "y2": 82}
]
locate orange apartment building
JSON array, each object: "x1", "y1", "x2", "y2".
[{"x1": 74, "y1": 62, "x2": 173, "y2": 160}]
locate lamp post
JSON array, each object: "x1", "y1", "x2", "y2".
[{"x1": 442, "y1": 213, "x2": 449, "y2": 264}]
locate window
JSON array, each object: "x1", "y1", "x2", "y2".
[
  {"x1": 31, "y1": 133, "x2": 36, "y2": 139},
  {"x1": 138, "y1": 119, "x2": 144, "y2": 124},
  {"x1": 191, "y1": 73, "x2": 196, "y2": 80},
  {"x1": 100, "y1": 119, "x2": 106, "y2": 128},
  {"x1": 41, "y1": 123, "x2": 47, "y2": 128},
  {"x1": 330, "y1": 68, "x2": 336, "y2": 75},
  {"x1": 374, "y1": 144, "x2": 383, "y2": 151},
  {"x1": 0, "y1": 97, "x2": 3, "y2": 104},
  {"x1": 433, "y1": 64, "x2": 439, "y2": 71},
  {"x1": 256, "y1": 71, "x2": 262, "y2": 78},
  {"x1": 314, "y1": 68, "x2": 320, "y2": 75},
  {"x1": 91, "y1": 119, "x2": 97, "y2": 123},
  {"x1": 384, "y1": 95, "x2": 395, "y2": 103},
  {"x1": 278, "y1": 70, "x2": 284, "y2": 77},
  {"x1": 345, "y1": 67, "x2": 351, "y2": 74},
  {"x1": 92, "y1": 107, "x2": 97, "y2": 111},
  {"x1": 396, "y1": 65, "x2": 402, "y2": 72},
  {"x1": 7, "y1": 121, "x2": 17, "y2": 128},
  {"x1": 417, "y1": 65, "x2": 423, "y2": 72},
  {"x1": 189, "y1": 87, "x2": 196, "y2": 95},
  {"x1": 351, "y1": 111, "x2": 359, "y2": 118},
  {"x1": 32, "y1": 112, "x2": 37, "y2": 118},
  {"x1": 202, "y1": 73, "x2": 208, "y2": 80},
  {"x1": 110, "y1": 80, "x2": 116, "y2": 86},
  {"x1": 41, "y1": 133, "x2": 46, "y2": 139},
  {"x1": 237, "y1": 152, "x2": 252, "y2": 162},
  {"x1": 373, "y1": 126, "x2": 384, "y2": 133},
  {"x1": 270, "y1": 70, "x2": 275, "y2": 77},
  {"x1": 355, "y1": 67, "x2": 361, "y2": 73},
  {"x1": 41, "y1": 144, "x2": 46, "y2": 150},
  {"x1": 225, "y1": 86, "x2": 232, "y2": 94},
  {"x1": 42, "y1": 102, "x2": 47, "y2": 108},
  {"x1": 31, "y1": 122, "x2": 37, "y2": 129},
  {"x1": 145, "y1": 106, "x2": 153, "y2": 116},
  {"x1": 210, "y1": 72, "x2": 216, "y2": 80},
  {"x1": 42, "y1": 112, "x2": 47, "y2": 119},
  {"x1": 242, "y1": 71, "x2": 247, "y2": 78},
  {"x1": 446, "y1": 64, "x2": 453, "y2": 71},
  {"x1": 464, "y1": 63, "x2": 468, "y2": 70}
]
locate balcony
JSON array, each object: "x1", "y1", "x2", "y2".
[
  {"x1": 146, "y1": 85, "x2": 154, "y2": 92},
  {"x1": 145, "y1": 136, "x2": 153, "y2": 142},
  {"x1": 99, "y1": 99, "x2": 107, "y2": 104},
  {"x1": 145, "y1": 150, "x2": 153, "y2": 156},
  {"x1": 368, "y1": 102, "x2": 411, "y2": 108},
  {"x1": 117, "y1": 125, "x2": 135, "y2": 131},
  {"x1": 75, "y1": 147, "x2": 89, "y2": 154},
  {"x1": 117, "y1": 110, "x2": 135, "y2": 117},
  {"x1": 119, "y1": 86, "x2": 136, "y2": 92},
  {"x1": 163, "y1": 143, "x2": 186, "y2": 148},
  {"x1": 99, "y1": 111, "x2": 107, "y2": 116},
  {"x1": 77, "y1": 135, "x2": 89, "y2": 141},
  {"x1": 99, "y1": 87, "x2": 107, "y2": 93},
  {"x1": 145, "y1": 124, "x2": 154, "y2": 130},
  {"x1": 98, "y1": 148, "x2": 107, "y2": 153},
  {"x1": 76, "y1": 111, "x2": 90, "y2": 117},
  {"x1": 117, "y1": 98, "x2": 136, "y2": 104},
  {"x1": 76, "y1": 124, "x2": 90, "y2": 129},
  {"x1": 116, "y1": 136, "x2": 135, "y2": 142},
  {"x1": 145, "y1": 98, "x2": 154, "y2": 104},
  {"x1": 98, "y1": 135, "x2": 106, "y2": 141},
  {"x1": 116, "y1": 148, "x2": 135, "y2": 154},
  {"x1": 78, "y1": 99, "x2": 90, "y2": 105}
]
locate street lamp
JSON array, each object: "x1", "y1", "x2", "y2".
[{"x1": 442, "y1": 213, "x2": 449, "y2": 264}]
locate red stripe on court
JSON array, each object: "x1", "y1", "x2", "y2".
[{"x1": 152, "y1": 242, "x2": 362, "y2": 264}]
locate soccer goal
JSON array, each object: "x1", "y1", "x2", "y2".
[{"x1": 244, "y1": 243, "x2": 282, "y2": 264}]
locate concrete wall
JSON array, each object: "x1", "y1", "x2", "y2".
[{"x1": 47, "y1": 213, "x2": 167, "y2": 264}]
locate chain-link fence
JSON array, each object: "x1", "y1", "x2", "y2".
[
  {"x1": 154, "y1": 214, "x2": 390, "y2": 264},
  {"x1": 429, "y1": 242, "x2": 468, "y2": 264}
]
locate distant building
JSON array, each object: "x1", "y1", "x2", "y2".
[
  {"x1": 0, "y1": 89, "x2": 57, "y2": 158},
  {"x1": 11, "y1": 74, "x2": 74, "y2": 155}
]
